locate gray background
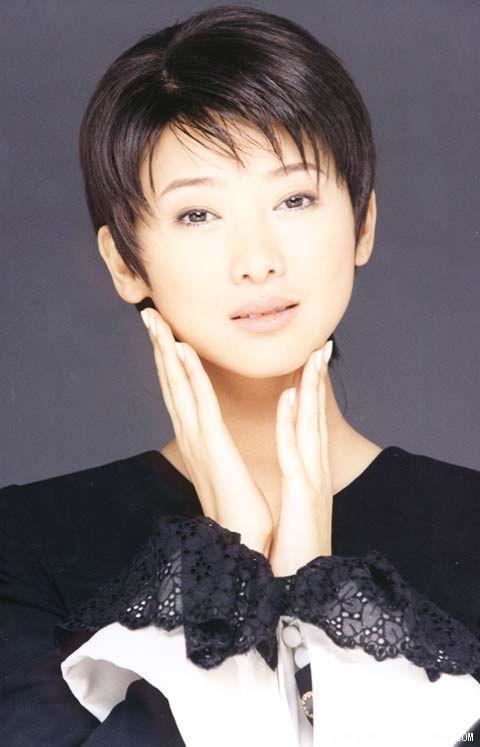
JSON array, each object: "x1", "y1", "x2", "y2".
[{"x1": 1, "y1": 0, "x2": 479, "y2": 487}]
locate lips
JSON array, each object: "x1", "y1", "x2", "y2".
[
  {"x1": 230, "y1": 297, "x2": 299, "y2": 319},
  {"x1": 231, "y1": 303, "x2": 300, "y2": 332},
  {"x1": 233, "y1": 304, "x2": 297, "y2": 319}
]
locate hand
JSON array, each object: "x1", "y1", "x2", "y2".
[
  {"x1": 268, "y1": 340, "x2": 334, "y2": 577},
  {"x1": 140, "y1": 308, "x2": 274, "y2": 557}
]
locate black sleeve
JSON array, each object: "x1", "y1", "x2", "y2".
[
  {"x1": 81, "y1": 678, "x2": 186, "y2": 746},
  {"x1": 0, "y1": 646, "x2": 185, "y2": 746},
  {"x1": 0, "y1": 647, "x2": 99, "y2": 745},
  {"x1": 0, "y1": 484, "x2": 69, "y2": 677},
  {"x1": 0, "y1": 484, "x2": 99, "y2": 743},
  {"x1": 0, "y1": 484, "x2": 185, "y2": 746}
]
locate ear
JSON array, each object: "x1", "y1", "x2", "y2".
[
  {"x1": 354, "y1": 190, "x2": 377, "y2": 267},
  {"x1": 97, "y1": 225, "x2": 150, "y2": 304}
]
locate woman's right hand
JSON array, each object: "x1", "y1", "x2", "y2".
[{"x1": 140, "y1": 308, "x2": 274, "y2": 558}]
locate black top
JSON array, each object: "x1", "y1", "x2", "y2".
[{"x1": 1, "y1": 444, "x2": 479, "y2": 745}]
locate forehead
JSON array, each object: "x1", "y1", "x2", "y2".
[{"x1": 140, "y1": 119, "x2": 331, "y2": 195}]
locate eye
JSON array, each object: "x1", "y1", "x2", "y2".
[
  {"x1": 279, "y1": 192, "x2": 318, "y2": 212},
  {"x1": 174, "y1": 208, "x2": 215, "y2": 229},
  {"x1": 174, "y1": 192, "x2": 318, "y2": 229}
]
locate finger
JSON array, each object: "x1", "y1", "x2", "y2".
[
  {"x1": 144, "y1": 312, "x2": 231, "y2": 461},
  {"x1": 153, "y1": 337, "x2": 193, "y2": 438},
  {"x1": 141, "y1": 311, "x2": 181, "y2": 432},
  {"x1": 142, "y1": 310, "x2": 199, "y2": 439},
  {"x1": 290, "y1": 366, "x2": 303, "y2": 420},
  {"x1": 296, "y1": 350, "x2": 322, "y2": 485},
  {"x1": 141, "y1": 312, "x2": 217, "y2": 517},
  {"x1": 178, "y1": 344, "x2": 225, "y2": 429},
  {"x1": 178, "y1": 343, "x2": 242, "y2": 461},
  {"x1": 276, "y1": 388, "x2": 304, "y2": 482},
  {"x1": 318, "y1": 341, "x2": 333, "y2": 478}
]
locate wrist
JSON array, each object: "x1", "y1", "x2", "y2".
[{"x1": 243, "y1": 531, "x2": 272, "y2": 558}]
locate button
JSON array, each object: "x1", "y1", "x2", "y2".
[
  {"x1": 281, "y1": 623, "x2": 302, "y2": 648},
  {"x1": 294, "y1": 644, "x2": 310, "y2": 668}
]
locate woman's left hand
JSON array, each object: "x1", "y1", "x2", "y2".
[{"x1": 269, "y1": 339, "x2": 334, "y2": 577}]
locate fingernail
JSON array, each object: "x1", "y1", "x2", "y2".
[
  {"x1": 140, "y1": 309, "x2": 151, "y2": 330},
  {"x1": 325, "y1": 340, "x2": 333, "y2": 365},
  {"x1": 315, "y1": 349, "x2": 323, "y2": 371},
  {"x1": 289, "y1": 387, "x2": 296, "y2": 406}
]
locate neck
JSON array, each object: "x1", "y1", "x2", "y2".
[{"x1": 162, "y1": 358, "x2": 382, "y2": 500}]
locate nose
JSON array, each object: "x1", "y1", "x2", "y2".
[{"x1": 230, "y1": 228, "x2": 286, "y2": 283}]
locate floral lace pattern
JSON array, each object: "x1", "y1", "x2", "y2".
[{"x1": 58, "y1": 515, "x2": 480, "y2": 682}]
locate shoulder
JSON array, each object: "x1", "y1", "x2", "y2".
[
  {"x1": 399, "y1": 445, "x2": 479, "y2": 489},
  {"x1": 0, "y1": 448, "x2": 199, "y2": 541},
  {"x1": 375, "y1": 445, "x2": 479, "y2": 513},
  {"x1": 0, "y1": 449, "x2": 195, "y2": 522},
  {"x1": 0, "y1": 449, "x2": 161, "y2": 511},
  {"x1": 384, "y1": 445, "x2": 480, "y2": 551},
  {"x1": 403, "y1": 447, "x2": 479, "y2": 561},
  {"x1": 356, "y1": 445, "x2": 479, "y2": 549},
  {"x1": 0, "y1": 451, "x2": 148, "y2": 549}
]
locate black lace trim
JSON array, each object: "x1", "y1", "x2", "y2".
[{"x1": 57, "y1": 515, "x2": 480, "y2": 682}]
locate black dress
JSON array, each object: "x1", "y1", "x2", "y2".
[{"x1": 1, "y1": 445, "x2": 479, "y2": 745}]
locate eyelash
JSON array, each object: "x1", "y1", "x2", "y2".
[{"x1": 174, "y1": 192, "x2": 319, "y2": 229}]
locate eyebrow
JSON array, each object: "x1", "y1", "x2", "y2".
[{"x1": 157, "y1": 161, "x2": 321, "y2": 199}]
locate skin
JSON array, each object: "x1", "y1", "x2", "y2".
[
  {"x1": 97, "y1": 119, "x2": 382, "y2": 539},
  {"x1": 141, "y1": 307, "x2": 334, "y2": 575}
]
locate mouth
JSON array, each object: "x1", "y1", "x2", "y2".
[
  {"x1": 230, "y1": 303, "x2": 300, "y2": 333},
  {"x1": 232, "y1": 303, "x2": 298, "y2": 320}
]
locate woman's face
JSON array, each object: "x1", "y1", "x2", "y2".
[{"x1": 135, "y1": 121, "x2": 368, "y2": 378}]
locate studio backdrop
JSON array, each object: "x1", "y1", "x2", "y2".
[{"x1": 1, "y1": 0, "x2": 478, "y2": 486}]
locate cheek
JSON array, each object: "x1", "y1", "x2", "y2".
[
  {"x1": 147, "y1": 254, "x2": 218, "y2": 342},
  {"x1": 302, "y1": 216, "x2": 355, "y2": 287},
  {"x1": 145, "y1": 253, "x2": 192, "y2": 314},
  {"x1": 301, "y1": 222, "x2": 356, "y2": 330}
]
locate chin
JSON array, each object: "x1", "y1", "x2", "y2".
[
  {"x1": 220, "y1": 352, "x2": 306, "y2": 379},
  {"x1": 192, "y1": 329, "x2": 315, "y2": 375}
]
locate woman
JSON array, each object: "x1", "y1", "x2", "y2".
[{"x1": 1, "y1": 5, "x2": 479, "y2": 745}]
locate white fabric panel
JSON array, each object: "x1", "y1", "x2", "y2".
[
  {"x1": 61, "y1": 620, "x2": 301, "y2": 746},
  {"x1": 300, "y1": 620, "x2": 480, "y2": 747},
  {"x1": 61, "y1": 618, "x2": 480, "y2": 747}
]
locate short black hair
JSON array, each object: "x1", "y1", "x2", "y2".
[{"x1": 79, "y1": 3, "x2": 376, "y2": 361}]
